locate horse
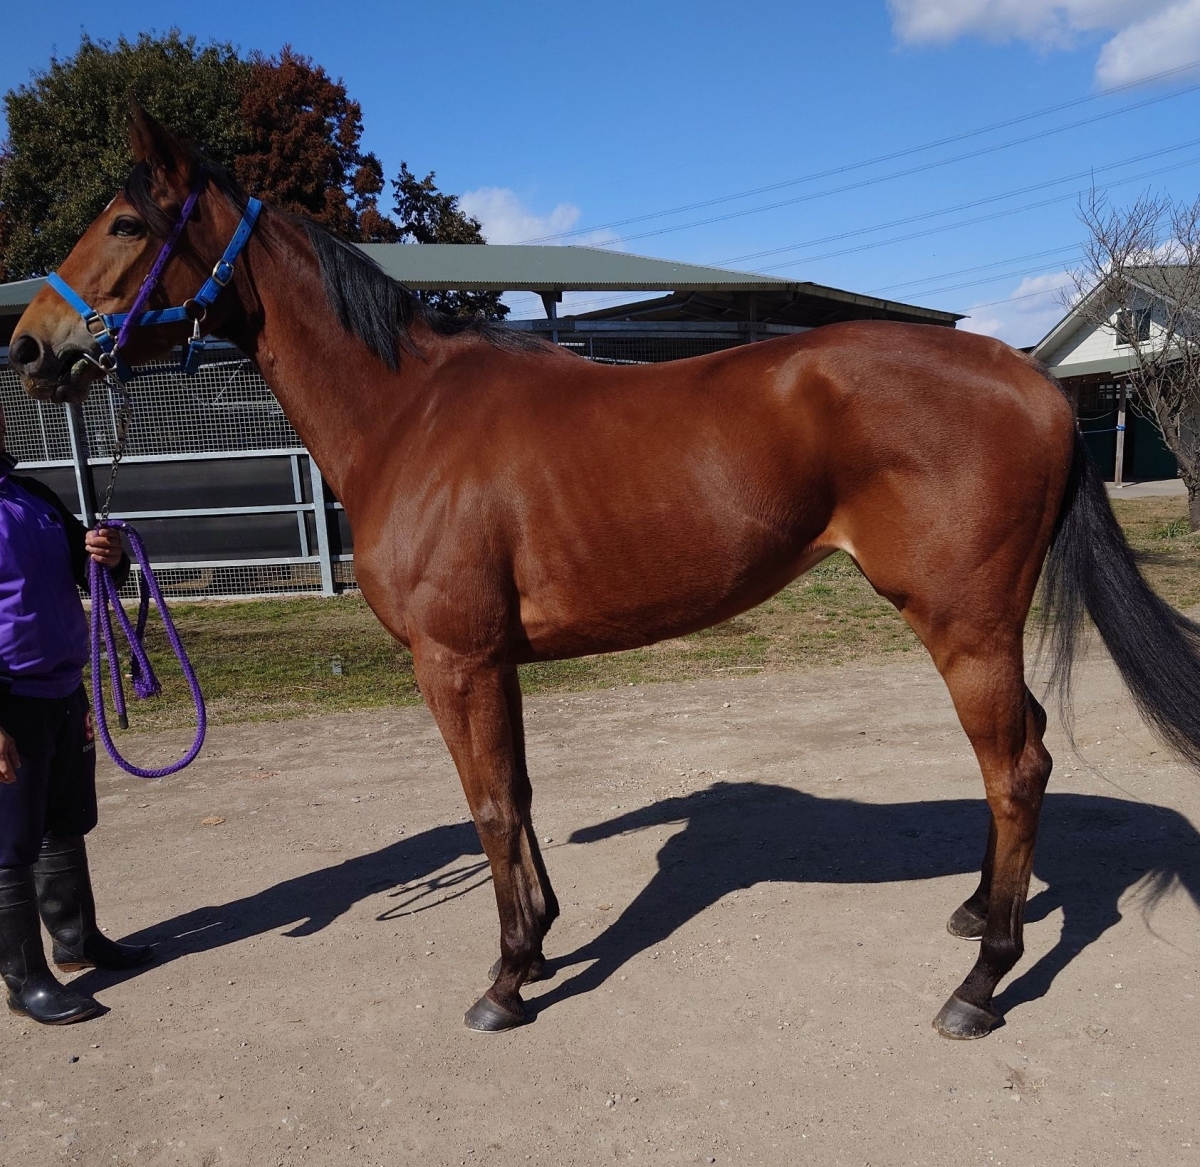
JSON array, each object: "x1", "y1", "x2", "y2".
[{"x1": 11, "y1": 101, "x2": 1200, "y2": 1039}]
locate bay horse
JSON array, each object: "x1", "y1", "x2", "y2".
[{"x1": 11, "y1": 104, "x2": 1200, "y2": 1039}]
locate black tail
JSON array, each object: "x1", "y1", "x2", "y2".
[{"x1": 1040, "y1": 431, "x2": 1200, "y2": 767}]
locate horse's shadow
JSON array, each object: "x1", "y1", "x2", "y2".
[
  {"x1": 529, "y1": 782, "x2": 1200, "y2": 1019},
  {"x1": 71, "y1": 820, "x2": 488, "y2": 995},
  {"x1": 76, "y1": 783, "x2": 1200, "y2": 1023}
]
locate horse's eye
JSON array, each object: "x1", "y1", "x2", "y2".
[{"x1": 111, "y1": 216, "x2": 144, "y2": 238}]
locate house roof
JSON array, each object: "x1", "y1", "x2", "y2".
[
  {"x1": 573, "y1": 286, "x2": 961, "y2": 328},
  {"x1": 1031, "y1": 263, "x2": 1185, "y2": 376}
]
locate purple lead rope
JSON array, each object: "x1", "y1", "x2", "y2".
[{"x1": 89, "y1": 520, "x2": 206, "y2": 777}]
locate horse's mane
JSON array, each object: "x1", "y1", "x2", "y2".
[
  {"x1": 123, "y1": 151, "x2": 546, "y2": 373},
  {"x1": 300, "y1": 224, "x2": 547, "y2": 371}
]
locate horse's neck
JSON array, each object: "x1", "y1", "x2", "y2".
[{"x1": 229, "y1": 215, "x2": 431, "y2": 506}]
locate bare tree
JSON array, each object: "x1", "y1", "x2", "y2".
[{"x1": 1070, "y1": 189, "x2": 1200, "y2": 527}]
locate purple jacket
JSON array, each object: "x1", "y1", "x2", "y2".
[{"x1": 0, "y1": 455, "x2": 128, "y2": 699}]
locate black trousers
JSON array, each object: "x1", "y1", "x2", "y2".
[{"x1": 0, "y1": 686, "x2": 97, "y2": 868}]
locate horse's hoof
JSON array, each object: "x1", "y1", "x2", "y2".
[
  {"x1": 946, "y1": 904, "x2": 986, "y2": 940},
  {"x1": 933, "y1": 994, "x2": 1000, "y2": 1040},
  {"x1": 464, "y1": 994, "x2": 525, "y2": 1032}
]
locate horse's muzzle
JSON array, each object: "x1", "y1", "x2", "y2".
[{"x1": 10, "y1": 333, "x2": 100, "y2": 402}]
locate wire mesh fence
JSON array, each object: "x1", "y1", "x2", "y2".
[
  {"x1": 1, "y1": 345, "x2": 301, "y2": 463},
  {"x1": 0, "y1": 323, "x2": 801, "y2": 600}
]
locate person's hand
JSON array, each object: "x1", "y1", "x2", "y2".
[
  {"x1": 85, "y1": 527, "x2": 123, "y2": 568},
  {"x1": 0, "y1": 729, "x2": 19, "y2": 784}
]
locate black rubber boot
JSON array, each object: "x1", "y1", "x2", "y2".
[
  {"x1": 0, "y1": 865, "x2": 100, "y2": 1025},
  {"x1": 33, "y1": 837, "x2": 154, "y2": 973}
]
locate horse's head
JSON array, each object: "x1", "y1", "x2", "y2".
[{"x1": 10, "y1": 100, "x2": 246, "y2": 403}]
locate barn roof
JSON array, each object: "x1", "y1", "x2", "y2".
[{"x1": 0, "y1": 244, "x2": 959, "y2": 326}]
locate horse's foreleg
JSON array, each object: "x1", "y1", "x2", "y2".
[
  {"x1": 500, "y1": 667, "x2": 560, "y2": 948},
  {"x1": 483, "y1": 668, "x2": 560, "y2": 984},
  {"x1": 415, "y1": 655, "x2": 551, "y2": 1031},
  {"x1": 931, "y1": 649, "x2": 1053, "y2": 1038}
]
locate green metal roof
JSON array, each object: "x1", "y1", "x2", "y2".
[
  {"x1": 0, "y1": 244, "x2": 957, "y2": 323},
  {"x1": 0, "y1": 278, "x2": 45, "y2": 313},
  {"x1": 357, "y1": 244, "x2": 798, "y2": 292}
]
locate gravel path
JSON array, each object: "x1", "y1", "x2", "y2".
[{"x1": 4, "y1": 650, "x2": 1199, "y2": 1166}]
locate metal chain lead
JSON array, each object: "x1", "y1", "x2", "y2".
[{"x1": 99, "y1": 379, "x2": 133, "y2": 522}]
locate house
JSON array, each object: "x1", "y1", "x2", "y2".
[{"x1": 1031, "y1": 266, "x2": 1182, "y2": 484}]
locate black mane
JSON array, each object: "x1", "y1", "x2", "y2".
[
  {"x1": 124, "y1": 150, "x2": 546, "y2": 372},
  {"x1": 300, "y1": 222, "x2": 547, "y2": 372}
]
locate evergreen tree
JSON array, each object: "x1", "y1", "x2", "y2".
[
  {"x1": 392, "y1": 162, "x2": 507, "y2": 319},
  {"x1": 0, "y1": 32, "x2": 250, "y2": 278}
]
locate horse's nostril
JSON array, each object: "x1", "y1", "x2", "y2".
[{"x1": 8, "y1": 333, "x2": 42, "y2": 371}]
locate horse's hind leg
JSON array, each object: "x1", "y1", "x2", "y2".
[
  {"x1": 415, "y1": 656, "x2": 558, "y2": 1031},
  {"x1": 946, "y1": 689, "x2": 1050, "y2": 943},
  {"x1": 928, "y1": 645, "x2": 1053, "y2": 1038}
]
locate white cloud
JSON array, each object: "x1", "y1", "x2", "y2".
[
  {"x1": 1096, "y1": 1, "x2": 1200, "y2": 86},
  {"x1": 958, "y1": 269, "x2": 1075, "y2": 345},
  {"x1": 458, "y1": 187, "x2": 581, "y2": 245},
  {"x1": 458, "y1": 187, "x2": 620, "y2": 248},
  {"x1": 888, "y1": 0, "x2": 1200, "y2": 84}
]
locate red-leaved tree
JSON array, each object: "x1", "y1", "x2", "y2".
[{"x1": 235, "y1": 46, "x2": 395, "y2": 243}]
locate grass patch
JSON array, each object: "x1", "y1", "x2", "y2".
[{"x1": 98, "y1": 497, "x2": 1200, "y2": 732}]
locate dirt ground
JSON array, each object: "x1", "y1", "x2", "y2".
[{"x1": 3, "y1": 648, "x2": 1199, "y2": 1167}]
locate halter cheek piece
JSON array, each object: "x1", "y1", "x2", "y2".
[{"x1": 46, "y1": 189, "x2": 262, "y2": 382}]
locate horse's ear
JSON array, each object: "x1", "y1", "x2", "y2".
[{"x1": 127, "y1": 96, "x2": 195, "y2": 193}]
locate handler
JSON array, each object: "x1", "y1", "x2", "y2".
[{"x1": 0, "y1": 406, "x2": 153, "y2": 1025}]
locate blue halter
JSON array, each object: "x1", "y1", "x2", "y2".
[{"x1": 46, "y1": 192, "x2": 262, "y2": 382}]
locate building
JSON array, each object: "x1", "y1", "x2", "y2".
[{"x1": 1031, "y1": 267, "x2": 1181, "y2": 483}]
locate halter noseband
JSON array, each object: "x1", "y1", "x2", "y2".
[{"x1": 46, "y1": 187, "x2": 262, "y2": 382}]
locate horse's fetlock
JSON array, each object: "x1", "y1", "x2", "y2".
[{"x1": 982, "y1": 935, "x2": 1022, "y2": 974}]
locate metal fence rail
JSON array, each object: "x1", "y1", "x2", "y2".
[{"x1": 0, "y1": 322, "x2": 804, "y2": 600}]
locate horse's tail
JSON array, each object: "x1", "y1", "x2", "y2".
[{"x1": 1040, "y1": 429, "x2": 1200, "y2": 767}]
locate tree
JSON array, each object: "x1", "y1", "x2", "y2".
[
  {"x1": 0, "y1": 146, "x2": 12, "y2": 283},
  {"x1": 1071, "y1": 190, "x2": 1200, "y2": 527},
  {"x1": 0, "y1": 35, "x2": 402, "y2": 278},
  {"x1": 0, "y1": 32, "x2": 250, "y2": 278},
  {"x1": 234, "y1": 46, "x2": 395, "y2": 242},
  {"x1": 392, "y1": 162, "x2": 507, "y2": 319},
  {"x1": 0, "y1": 32, "x2": 500, "y2": 300}
]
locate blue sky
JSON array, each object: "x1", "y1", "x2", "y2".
[{"x1": 4, "y1": 1, "x2": 1200, "y2": 344}]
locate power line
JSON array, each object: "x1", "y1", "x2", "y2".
[
  {"x1": 753, "y1": 152, "x2": 1200, "y2": 274},
  {"x1": 519, "y1": 59, "x2": 1200, "y2": 246},
  {"x1": 963, "y1": 281, "x2": 1074, "y2": 312},
  {"x1": 867, "y1": 245, "x2": 1082, "y2": 295},
  {"x1": 595, "y1": 85, "x2": 1200, "y2": 250},
  {"x1": 892, "y1": 256, "x2": 1084, "y2": 301},
  {"x1": 506, "y1": 149, "x2": 1196, "y2": 318},
  {"x1": 715, "y1": 139, "x2": 1199, "y2": 267}
]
